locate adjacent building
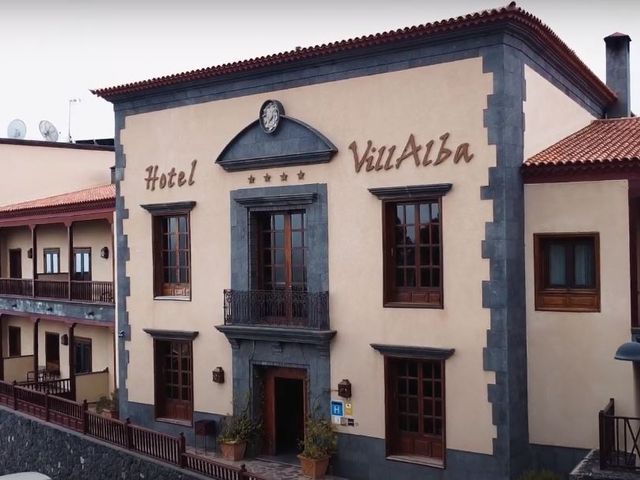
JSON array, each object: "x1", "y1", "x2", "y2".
[
  {"x1": 92, "y1": 4, "x2": 638, "y2": 479},
  {"x1": 0, "y1": 139, "x2": 116, "y2": 403}
]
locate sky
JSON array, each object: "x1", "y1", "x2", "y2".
[{"x1": 0, "y1": 0, "x2": 638, "y2": 141}]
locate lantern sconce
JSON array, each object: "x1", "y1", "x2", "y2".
[
  {"x1": 338, "y1": 379, "x2": 352, "y2": 399},
  {"x1": 27, "y1": 248, "x2": 33, "y2": 259},
  {"x1": 212, "y1": 367, "x2": 225, "y2": 384},
  {"x1": 100, "y1": 247, "x2": 109, "y2": 259},
  {"x1": 61, "y1": 334, "x2": 69, "y2": 346}
]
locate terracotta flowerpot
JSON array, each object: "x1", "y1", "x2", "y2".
[
  {"x1": 101, "y1": 409, "x2": 118, "y2": 420},
  {"x1": 220, "y1": 441, "x2": 247, "y2": 461},
  {"x1": 298, "y1": 454, "x2": 330, "y2": 479}
]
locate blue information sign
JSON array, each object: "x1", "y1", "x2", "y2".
[{"x1": 331, "y1": 400, "x2": 344, "y2": 417}]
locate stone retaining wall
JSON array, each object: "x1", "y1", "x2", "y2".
[{"x1": 0, "y1": 406, "x2": 206, "y2": 480}]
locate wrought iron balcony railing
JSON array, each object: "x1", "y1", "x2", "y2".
[
  {"x1": 599, "y1": 398, "x2": 640, "y2": 471},
  {"x1": 223, "y1": 289, "x2": 330, "y2": 330}
]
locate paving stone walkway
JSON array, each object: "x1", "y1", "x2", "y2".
[{"x1": 188, "y1": 448, "x2": 347, "y2": 480}]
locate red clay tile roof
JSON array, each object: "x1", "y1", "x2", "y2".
[
  {"x1": 0, "y1": 184, "x2": 115, "y2": 216},
  {"x1": 524, "y1": 117, "x2": 640, "y2": 167},
  {"x1": 92, "y1": 3, "x2": 615, "y2": 104}
]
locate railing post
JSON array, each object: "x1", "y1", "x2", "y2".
[
  {"x1": 178, "y1": 432, "x2": 186, "y2": 467},
  {"x1": 599, "y1": 409, "x2": 605, "y2": 470},
  {"x1": 240, "y1": 464, "x2": 248, "y2": 480},
  {"x1": 82, "y1": 399, "x2": 88, "y2": 434},
  {"x1": 125, "y1": 417, "x2": 133, "y2": 450},
  {"x1": 44, "y1": 391, "x2": 50, "y2": 422},
  {"x1": 12, "y1": 381, "x2": 17, "y2": 410}
]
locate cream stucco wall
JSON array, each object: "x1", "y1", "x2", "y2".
[
  {"x1": 73, "y1": 220, "x2": 113, "y2": 282},
  {"x1": 0, "y1": 222, "x2": 112, "y2": 281},
  {"x1": 121, "y1": 57, "x2": 497, "y2": 453},
  {"x1": 525, "y1": 180, "x2": 635, "y2": 449},
  {"x1": 523, "y1": 65, "x2": 595, "y2": 160},
  {"x1": 1, "y1": 227, "x2": 32, "y2": 278},
  {"x1": 36, "y1": 225, "x2": 68, "y2": 275},
  {"x1": 75, "y1": 324, "x2": 116, "y2": 392},
  {"x1": 38, "y1": 320, "x2": 71, "y2": 378},
  {"x1": 2, "y1": 315, "x2": 35, "y2": 358},
  {"x1": 0, "y1": 143, "x2": 112, "y2": 206}
]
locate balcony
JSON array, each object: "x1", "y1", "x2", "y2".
[
  {"x1": 223, "y1": 289, "x2": 330, "y2": 330},
  {"x1": 0, "y1": 278, "x2": 114, "y2": 304},
  {"x1": 598, "y1": 398, "x2": 640, "y2": 471}
]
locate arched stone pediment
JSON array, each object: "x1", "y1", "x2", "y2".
[{"x1": 216, "y1": 116, "x2": 337, "y2": 172}]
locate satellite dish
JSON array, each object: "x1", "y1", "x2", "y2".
[
  {"x1": 7, "y1": 119, "x2": 26, "y2": 139},
  {"x1": 39, "y1": 120, "x2": 59, "y2": 142}
]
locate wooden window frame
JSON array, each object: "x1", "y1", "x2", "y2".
[
  {"x1": 384, "y1": 356, "x2": 446, "y2": 468},
  {"x1": 153, "y1": 214, "x2": 191, "y2": 299},
  {"x1": 72, "y1": 247, "x2": 92, "y2": 282},
  {"x1": 74, "y1": 337, "x2": 92, "y2": 374},
  {"x1": 8, "y1": 248, "x2": 22, "y2": 279},
  {"x1": 153, "y1": 338, "x2": 194, "y2": 425},
  {"x1": 255, "y1": 210, "x2": 307, "y2": 291},
  {"x1": 382, "y1": 196, "x2": 444, "y2": 309},
  {"x1": 8, "y1": 326, "x2": 21, "y2": 357},
  {"x1": 534, "y1": 232, "x2": 600, "y2": 312},
  {"x1": 43, "y1": 248, "x2": 61, "y2": 274},
  {"x1": 141, "y1": 202, "x2": 196, "y2": 301}
]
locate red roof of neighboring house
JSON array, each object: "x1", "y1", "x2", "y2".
[
  {"x1": 0, "y1": 184, "x2": 115, "y2": 217},
  {"x1": 524, "y1": 117, "x2": 640, "y2": 167},
  {"x1": 92, "y1": 3, "x2": 615, "y2": 104}
]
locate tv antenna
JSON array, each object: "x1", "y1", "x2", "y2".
[
  {"x1": 7, "y1": 119, "x2": 26, "y2": 139},
  {"x1": 39, "y1": 120, "x2": 59, "y2": 142},
  {"x1": 68, "y1": 98, "x2": 81, "y2": 142}
]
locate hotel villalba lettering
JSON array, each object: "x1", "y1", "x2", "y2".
[
  {"x1": 144, "y1": 159, "x2": 197, "y2": 191},
  {"x1": 349, "y1": 132, "x2": 474, "y2": 173}
]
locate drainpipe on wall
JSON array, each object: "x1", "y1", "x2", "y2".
[{"x1": 605, "y1": 32, "x2": 632, "y2": 118}]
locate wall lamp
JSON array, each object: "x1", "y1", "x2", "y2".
[
  {"x1": 338, "y1": 379, "x2": 352, "y2": 399},
  {"x1": 100, "y1": 247, "x2": 109, "y2": 259},
  {"x1": 212, "y1": 367, "x2": 225, "y2": 384},
  {"x1": 61, "y1": 334, "x2": 69, "y2": 346},
  {"x1": 27, "y1": 248, "x2": 33, "y2": 259}
]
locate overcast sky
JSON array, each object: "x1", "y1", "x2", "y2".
[{"x1": 0, "y1": 0, "x2": 638, "y2": 141}]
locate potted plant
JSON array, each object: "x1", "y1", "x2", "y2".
[
  {"x1": 298, "y1": 416, "x2": 337, "y2": 479},
  {"x1": 96, "y1": 390, "x2": 119, "y2": 419},
  {"x1": 218, "y1": 409, "x2": 261, "y2": 461}
]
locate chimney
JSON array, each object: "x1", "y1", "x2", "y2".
[{"x1": 605, "y1": 32, "x2": 632, "y2": 118}]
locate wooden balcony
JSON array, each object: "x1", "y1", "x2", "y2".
[
  {"x1": 223, "y1": 289, "x2": 330, "y2": 330},
  {"x1": 0, "y1": 278, "x2": 114, "y2": 304}
]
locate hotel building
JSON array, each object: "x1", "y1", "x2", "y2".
[{"x1": 93, "y1": 4, "x2": 639, "y2": 479}]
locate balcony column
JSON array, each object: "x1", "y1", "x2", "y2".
[
  {"x1": 32, "y1": 317, "x2": 39, "y2": 375},
  {"x1": 66, "y1": 222, "x2": 73, "y2": 301},
  {"x1": 69, "y1": 322, "x2": 76, "y2": 400},
  {"x1": 30, "y1": 225, "x2": 37, "y2": 296},
  {"x1": 109, "y1": 217, "x2": 115, "y2": 294},
  {"x1": 0, "y1": 314, "x2": 4, "y2": 381}
]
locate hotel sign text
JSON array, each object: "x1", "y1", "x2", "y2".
[
  {"x1": 145, "y1": 159, "x2": 197, "y2": 191},
  {"x1": 349, "y1": 132, "x2": 474, "y2": 173}
]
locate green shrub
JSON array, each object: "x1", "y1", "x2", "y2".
[
  {"x1": 299, "y1": 417, "x2": 337, "y2": 459},
  {"x1": 95, "y1": 390, "x2": 118, "y2": 414},
  {"x1": 518, "y1": 471, "x2": 562, "y2": 480},
  {"x1": 218, "y1": 409, "x2": 261, "y2": 444}
]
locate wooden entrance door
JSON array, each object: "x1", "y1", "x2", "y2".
[
  {"x1": 386, "y1": 358, "x2": 445, "y2": 461},
  {"x1": 9, "y1": 249, "x2": 21, "y2": 278},
  {"x1": 45, "y1": 332, "x2": 60, "y2": 375},
  {"x1": 257, "y1": 212, "x2": 307, "y2": 324},
  {"x1": 72, "y1": 248, "x2": 92, "y2": 281},
  {"x1": 154, "y1": 340, "x2": 193, "y2": 422},
  {"x1": 262, "y1": 367, "x2": 307, "y2": 455}
]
